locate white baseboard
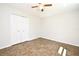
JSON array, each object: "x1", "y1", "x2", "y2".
[
  {"x1": 41, "y1": 36, "x2": 79, "y2": 47},
  {"x1": 0, "y1": 36, "x2": 78, "y2": 49},
  {"x1": 0, "y1": 37, "x2": 40, "y2": 49}
]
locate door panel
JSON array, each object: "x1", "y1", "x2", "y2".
[{"x1": 10, "y1": 14, "x2": 29, "y2": 44}]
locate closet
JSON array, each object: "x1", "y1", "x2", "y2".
[{"x1": 10, "y1": 14, "x2": 29, "y2": 44}]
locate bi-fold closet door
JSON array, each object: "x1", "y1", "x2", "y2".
[{"x1": 10, "y1": 14, "x2": 29, "y2": 44}]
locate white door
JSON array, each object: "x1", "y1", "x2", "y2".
[{"x1": 10, "y1": 14, "x2": 29, "y2": 44}]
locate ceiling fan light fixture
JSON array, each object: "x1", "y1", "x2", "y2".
[
  {"x1": 39, "y1": 4, "x2": 44, "y2": 12},
  {"x1": 41, "y1": 9, "x2": 44, "y2": 12},
  {"x1": 32, "y1": 3, "x2": 52, "y2": 12}
]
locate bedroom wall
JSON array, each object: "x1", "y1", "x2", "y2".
[
  {"x1": 41, "y1": 4, "x2": 79, "y2": 46},
  {"x1": 29, "y1": 17, "x2": 41, "y2": 40},
  {"x1": 0, "y1": 4, "x2": 11, "y2": 49},
  {"x1": 0, "y1": 4, "x2": 41, "y2": 49}
]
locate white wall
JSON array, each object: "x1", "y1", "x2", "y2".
[
  {"x1": 29, "y1": 17, "x2": 41, "y2": 39},
  {"x1": 0, "y1": 4, "x2": 11, "y2": 49},
  {"x1": 41, "y1": 5, "x2": 79, "y2": 46},
  {"x1": 0, "y1": 4, "x2": 41, "y2": 49}
]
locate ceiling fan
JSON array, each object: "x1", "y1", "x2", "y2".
[{"x1": 32, "y1": 3, "x2": 52, "y2": 12}]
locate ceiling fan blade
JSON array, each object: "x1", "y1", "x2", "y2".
[
  {"x1": 44, "y1": 4, "x2": 52, "y2": 6},
  {"x1": 32, "y1": 6, "x2": 38, "y2": 8}
]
